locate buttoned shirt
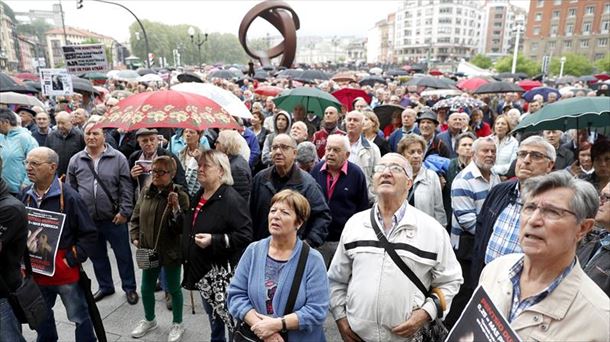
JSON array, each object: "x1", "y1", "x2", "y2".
[
  {"x1": 485, "y1": 183, "x2": 523, "y2": 263},
  {"x1": 374, "y1": 199, "x2": 409, "y2": 237},
  {"x1": 321, "y1": 160, "x2": 349, "y2": 200}
]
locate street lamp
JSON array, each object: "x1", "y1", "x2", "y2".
[
  {"x1": 559, "y1": 56, "x2": 566, "y2": 78},
  {"x1": 511, "y1": 15, "x2": 525, "y2": 74},
  {"x1": 188, "y1": 27, "x2": 208, "y2": 71}
]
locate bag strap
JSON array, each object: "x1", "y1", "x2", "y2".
[
  {"x1": 151, "y1": 204, "x2": 170, "y2": 252},
  {"x1": 86, "y1": 160, "x2": 118, "y2": 208},
  {"x1": 283, "y1": 241, "x2": 310, "y2": 315},
  {"x1": 369, "y1": 208, "x2": 429, "y2": 297},
  {"x1": 0, "y1": 247, "x2": 34, "y2": 294}
]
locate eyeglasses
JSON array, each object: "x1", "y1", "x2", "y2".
[
  {"x1": 516, "y1": 150, "x2": 550, "y2": 161},
  {"x1": 24, "y1": 160, "x2": 50, "y2": 167},
  {"x1": 151, "y1": 169, "x2": 170, "y2": 176},
  {"x1": 521, "y1": 202, "x2": 577, "y2": 220},
  {"x1": 600, "y1": 194, "x2": 610, "y2": 206},
  {"x1": 271, "y1": 144, "x2": 295, "y2": 151},
  {"x1": 373, "y1": 163, "x2": 408, "y2": 176}
]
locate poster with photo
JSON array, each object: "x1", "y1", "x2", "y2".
[
  {"x1": 26, "y1": 207, "x2": 66, "y2": 277},
  {"x1": 39, "y1": 68, "x2": 73, "y2": 96}
]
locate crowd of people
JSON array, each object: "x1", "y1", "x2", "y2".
[{"x1": 0, "y1": 66, "x2": 609, "y2": 342}]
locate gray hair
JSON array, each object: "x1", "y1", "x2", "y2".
[
  {"x1": 520, "y1": 135, "x2": 557, "y2": 162},
  {"x1": 296, "y1": 142, "x2": 318, "y2": 165},
  {"x1": 198, "y1": 150, "x2": 234, "y2": 186},
  {"x1": 30, "y1": 147, "x2": 59, "y2": 165},
  {"x1": 472, "y1": 136, "x2": 496, "y2": 154},
  {"x1": 54, "y1": 111, "x2": 71, "y2": 122},
  {"x1": 217, "y1": 130, "x2": 243, "y2": 156},
  {"x1": 382, "y1": 152, "x2": 414, "y2": 179},
  {"x1": 327, "y1": 134, "x2": 350, "y2": 152},
  {"x1": 522, "y1": 171, "x2": 599, "y2": 223}
]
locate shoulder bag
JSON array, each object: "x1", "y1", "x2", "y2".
[
  {"x1": 135, "y1": 205, "x2": 169, "y2": 270},
  {"x1": 233, "y1": 242, "x2": 310, "y2": 342},
  {"x1": 86, "y1": 160, "x2": 119, "y2": 214},
  {"x1": 369, "y1": 209, "x2": 448, "y2": 342}
]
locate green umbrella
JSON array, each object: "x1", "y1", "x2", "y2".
[
  {"x1": 513, "y1": 97, "x2": 610, "y2": 132},
  {"x1": 80, "y1": 72, "x2": 108, "y2": 80},
  {"x1": 272, "y1": 87, "x2": 342, "y2": 117}
]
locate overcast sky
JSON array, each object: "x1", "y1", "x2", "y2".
[{"x1": 6, "y1": 0, "x2": 407, "y2": 42}]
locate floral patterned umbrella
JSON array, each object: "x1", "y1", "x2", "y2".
[
  {"x1": 432, "y1": 96, "x2": 486, "y2": 111},
  {"x1": 94, "y1": 90, "x2": 239, "y2": 131}
]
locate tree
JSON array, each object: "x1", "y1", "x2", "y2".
[
  {"x1": 595, "y1": 53, "x2": 610, "y2": 73},
  {"x1": 494, "y1": 53, "x2": 540, "y2": 77},
  {"x1": 81, "y1": 38, "x2": 101, "y2": 44},
  {"x1": 549, "y1": 53, "x2": 594, "y2": 76},
  {"x1": 470, "y1": 54, "x2": 492, "y2": 69}
]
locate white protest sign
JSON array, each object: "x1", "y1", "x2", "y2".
[
  {"x1": 39, "y1": 68, "x2": 73, "y2": 96},
  {"x1": 62, "y1": 44, "x2": 108, "y2": 73}
]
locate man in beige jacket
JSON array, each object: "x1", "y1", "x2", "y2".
[{"x1": 479, "y1": 171, "x2": 609, "y2": 341}]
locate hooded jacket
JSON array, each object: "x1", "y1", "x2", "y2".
[
  {"x1": 0, "y1": 127, "x2": 39, "y2": 194},
  {"x1": 261, "y1": 112, "x2": 292, "y2": 166}
]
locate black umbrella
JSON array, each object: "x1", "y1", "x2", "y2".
[
  {"x1": 277, "y1": 69, "x2": 303, "y2": 79},
  {"x1": 359, "y1": 75, "x2": 387, "y2": 87},
  {"x1": 208, "y1": 70, "x2": 236, "y2": 80},
  {"x1": 387, "y1": 69, "x2": 408, "y2": 77},
  {"x1": 406, "y1": 76, "x2": 454, "y2": 89},
  {"x1": 473, "y1": 81, "x2": 525, "y2": 94},
  {"x1": 253, "y1": 70, "x2": 270, "y2": 81},
  {"x1": 70, "y1": 76, "x2": 99, "y2": 94},
  {"x1": 374, "y1": 104, "x2": 405, "y2": 131},
  {"x1": 411, "y1": 63, "x2": 428, "y2": 72},
  {"x1": 578, "y1": 75, "x2": 597, "y2": 82},
  {"x1": 494, "y1": 72, "x2": 528, "y2": 80},
  {"x1": 78, "y1": 268, "x2": 107, "y2": 342},
  {"x1": 294, "y1": 70, "x2": 330, "y2": 83},
  {"x1": 0, "y1": 72, "x2": 38, "y2": 94},
  {"x1": 177, "y1": 72, "x2": 203, "y2": 83},
  {"x1": 136, "y1": 68, "x2": 155, "y2": 76},
  {"x1": 555, "y1": 76, "x2": 576, "y2": 84}
]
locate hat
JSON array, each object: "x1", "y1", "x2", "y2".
[
  {"x1": 135, "y1": 128, "x2": 158, "y2": 138},
  {"x1": 416, "y1": 110, "x2": 439, "y2": 125},
  {"x1": 16, "y1": 107, "x2": 36, "y2": 117}
]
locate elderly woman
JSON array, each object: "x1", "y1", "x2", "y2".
[
  {"x1": 490, "y1": 114, "x2": 518, "y2": 177},
  {"x1": 228, "y1": 189, "x2": 329, "y2": 342},
  {"x1": 479, "y1": 172, "x2": 609, "y2": 341},
  {"x1": 129, "y1": 156, "x2": 190, "y2": 342},
  {"x1": 215, "y1": 130, "x2": 252, "y2": 202},
  {"x1": 182, "y1": 150, "x2": 252, "y2": 342},
  {"x1": 398, "y1": 134, "x2": 447, "y2": 226},
  {"x1": 362, "y1": 110, "x2": 391, "y2": 156},
  {"x1": 178, "y1": 128, "x2": 204, "y2": 199}
]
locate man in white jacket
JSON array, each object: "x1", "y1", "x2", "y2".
[{"x1": 328, "y1": 153, "x2": 463, "y2": 342}]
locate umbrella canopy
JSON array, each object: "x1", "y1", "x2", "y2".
[
  {"x1": 276, "y1": 69, "x2": 303, "y2": 79},
  {"x1": 554, "y1": 76, "x2": 576, "y2": 84},
  {"x1": 14, "y1": 72, "x2": 39, "y2": 82},
  {"x1": 559, "y1": 87, "x2": 592, "y2": 96},
  {"x1": 369, "y1": 67, "x2": 383, "y2": 75},
  {"x1": 0, "y1": 72, "x2": 35, "y2": 93},
  {"x1": 331, "y1": 88, "x2": 372, "y2": 111},
  {"x1": 115, "y1": 70, "x2": 140, "y2": 81},
  {"x1": 70, "y1": 76, "x2": 98, "y2": 94},
  {"x1": 177, "y1": 72, "x2": 203, "y2": 83},
  {"x1": 294, "y1": 70, "x2": 330, "y2": 83},
  {"x1": 386, "y1": 69, "x2": 408, "y2": 77},
  {"x1": 136, "y1": 68, "x2": 155, "y2": 76},
  {"x1": 473, "y1": 82, "x2": 524, "y2": 94},
  {"x1": 420, "y1": 89, "x2": 463, "y2": 97},
  {"x1": 172, "y1": 83, "x2": 252, "y2": 119},
  {"x1": 522, "y1": 87, "x2": 561, "y2": 102},
  {"x1": 432, "y1": 97, "x2": 485, "y2": 111},
  {"x1": 456, "y1": 77, "x2": 490, "y2": 91},
  {"x1": 208, "y1": 70, "x2": 237, "y2": 80},
  {"x1": 273, "y1": 87, "x2": 342, "y2": 117},
  {"x1": 495, "y1": 72, "x2": 528, "y2": 80},
  {"x1": 80, "y1": 72, "x2": 107, "y2": 81},
  {"x1": 137, "y1": 74, "x2": 163, "y2": 83},
  {"x1": 406, "y1": 76, "x2": 453, "y2": 89},
  {"x1": 253, "y1": 70, "x2": 270, "y2": 81},
  {"x1": 429, "y1": 69, "x2": 443, "y2": 76},
  {"x1": 0, "y1": 91, "x2": 45, "y2": 107},
  {"x1": 331, "y1": 72, "x2": 356, "y2": 83},
  {"x1": 513, "y1": 97, "x2": 610, "y2": 132},
  {"x1": 359, "y1": 75, "x2": 387, "y2": 87},
  {"x1": 578, "y1": 75, "x2": 598, "y2": 83},
  {"x1": 373, "y1": 104, "x2": 405, "y2": 131},
  {"x1": 94, "y1": 90, "x2": 239, "y2": 131},
  {"x1": 517, "y1": 80, "x2": 543, "y2": 91},
  {"x1": 254, "y1": 85, "x2": 284, "y2": 97},
  {"x1": 109, "y1": 89, "x2": 133, "y2": 99},
  {"x1": 594, "y1": 73, "x2": 610, "y2": 81}
]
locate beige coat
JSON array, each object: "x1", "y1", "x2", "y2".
[{"x1": 480, "y1": 253, "x2": 610, "y2": 342}]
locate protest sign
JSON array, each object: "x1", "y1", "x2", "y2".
[
  {"x1": 62, "y1": 44, "x2": 108, "y2": 73},
  {"x1": 446, "y1": 285, "x2": 521, "y2": 342},
  {"x1": 39, "y1": 68, "x2": 73, "y2": 97},
  {"x1": 26, "y1": 207, "x2": 66, "y2": 277}
]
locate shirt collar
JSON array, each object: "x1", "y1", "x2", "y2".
[{"x1": 321, "y1": 160, "x2": 349, "y2": 175}]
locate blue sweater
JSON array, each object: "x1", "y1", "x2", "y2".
[{"x1": 227, "y1": 238, "x2": 329, "y2": 342}]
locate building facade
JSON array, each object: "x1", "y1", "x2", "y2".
[
  {"x1": 14, "y1": 3, "x2": 62, "y2": 27},
  {"x1": 481, "y1": 0, "x2": 527, "y2": 59},
  {"x1": 0, "y1": 3, "x2": 18, "y2": 71},
  {"x1": 367, "y1": 13, "x2": 396, "y2": 64},
  {"x1": 45, "y1": 26, "x2": 114, "y2": 68},
  {"x1": 523, "y1": 0, "x2": 610, "y2": 63}
]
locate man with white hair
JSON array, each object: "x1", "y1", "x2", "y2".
[
  {"x1": 44, "y1": 111, "x2": 85, "y2": 177},
  {"x1": 437, "y1": 111, "x2": 469, "y2": 158},
  {"x1": 388, "y1": 108, "x2": 419, "y2": 152},
  {"x1": 345, "y1": 110, "x2": 381, "y2": 202}
]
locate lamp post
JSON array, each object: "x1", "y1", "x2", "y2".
[
  {"x1": 559, "y1": 56, "x2": 566, "y2": 78},
  {"x1": 511, "y1": 15, "x2": 525, "y2": 74},
  {"x1": 188, "y1": 27, "x2": 208, "y2": 71}
]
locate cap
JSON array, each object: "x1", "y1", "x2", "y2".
[
  {"x1": 416, "y1": 110, "x2": 439, "y2": 125},
  {"x1": 135, "y1": 128, "x2": 158, "y2": 138}
]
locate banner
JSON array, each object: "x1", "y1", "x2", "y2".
[
  {"x1": 26, "y1": 207, "x2": 66, "y2": 277},
  {"x1": 446, "y1": 285, "x2": 521, "y2": 342},
  {"x1": 62, "y1": 44, "x2": 108, "y2": 73},
  {"x1": 39, "y1": 68, "x2": 73, "y2": 96}
]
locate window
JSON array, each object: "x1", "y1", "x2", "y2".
[
  {"x1": 404, "y1": 30, "x2": 412, "y2": 36},
  {"x1": 456, "y1": 8, "x2": 462, "y2": 15},
  {"x1": 493, "y1": 30, "x2": 502, "y2": 35},
  {"x1": 551, "y1": 25, "x2": 558, "y2": 36},
  {"x1": 531, "y1": 42, "x2": 539, "y2": 51},
  {"x1": 493, "y1": 39, "x2": 501, "y2": 45},
  {"x1": 583, "y1": 22, "x2": 592, "y2": 34},
  {"x1": 585, "y1": 6, "x2": 594, "y2": 15},
  {"x1": 580, "y1": 39, "x2": 589, "y2": 48},
  {"x1": 537, "y1": 0, "x2": 543, "y2": 8},
  {"x1": 548, "y1": 41, "x2": 556, "y2": 49},
  {"x1": 455, "y1": 27, "x2": 461, "y2": 34},
  {"x1": 454, "y1": 37, "x2": 460, "y2": 44},
  {"x1": 552, "y1": 10, "x2": 560, "y2": 19},
  {"x1": 602, "y1": 20, "x2": 609, "y2": 33},
  {"x1": 495, "y1": 13, "x2": 503, "y2": 19},
  {"x1": 606, "y1": 4, "x2": 610, "y2": 13},
  {"x1": 439, "y1": 7, "x2": 453, "y2": 14},
  {"x1": 568, "y1": 8, "x2": 576, "y2": 17},
  {"x1": 425, "y1": 18, "x2": 433, "y2": 25},
  {"x1": 438, "y1": 18, "x2": 452, "y2": 24},
  {"x1": 598, "y1": 38, "x2": 608, "y2": 47},
  {"x1": 535, "y1": 13, "x2": 542, "y2": 21},
  {"x1": 564, "y1": 40, "x2": 572, "y2": 48},
  {"x1": 438, "y1": 37, "x2": 451, "y2": 43},
  {"x1": 494, "y1": 22, "x2": 503, "y2": 28},
  {"x1": 566, "y1": 23, "x2": 574, "y2": 36},
  {"x1": 533, "y1": 27, "x2": 541, "y2": 35},
  {"x1": 553, "y1": 0, "x2": 561, "y2": 4}
]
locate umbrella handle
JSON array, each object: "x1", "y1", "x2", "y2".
[{"x1": 190, "y1": 290, "x2": 195, "y2": 314}]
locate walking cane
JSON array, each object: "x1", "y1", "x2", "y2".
[{"x1": 190, "y1": 290, "x2": 195, "y2": 314}]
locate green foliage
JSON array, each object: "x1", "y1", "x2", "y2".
[
  {"x1": 81, "y1": 38, "x2": 101, "y2": 44},
  {"x1": 15, "y1": 19, "x2": 52, "y2": 45},
  {"x1": 470, "y1": 54, "x2": 492, "y2": 69},
  {"x1": 494, "y1": 53, "x2": 540, "y2": 77},
  {"x1": 549, "y1": 53, "x2": 593, "y2": 76},
  {"x1": 0, "y1": 1, "x2": 16, "y2": 21},
  {"x1": 595, "y1": 53, "x2": 610, "y2": 73}
]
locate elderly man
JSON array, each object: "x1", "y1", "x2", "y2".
[
  {"x1": 17, "y1": 108, "x2": 36, "y2": 131},
  {"x1": 416, "y1": 110, "x2": 451, "y2": 159},
  {"x1": 250, "y1": 133, "x2": 331, "y2": 247},
  {"x1": 71, "y1": 108, "x2": 89, "y2": 131},
  {"x1": 471, "y1": 136, "x2": 556, "y2": 285},
  {"x1": 0, "y1": 109, "x2": 38, "y2": 196},
  {"x1": 479, "y1": 172, "x2": 609, "y2": 341},
  {"x1": 388, "y1": 108, "x2": 420, "y2": 152},
  {"x1": 67, "y1": 120, "x2": 138, "y2": 305},
  {"x1": 345, "y1": 110, "x2": 381, "y2": 201},
  {"x1": 437, "y1": 111, "x2": 469, "y2": 158},
  {"x1": 44, "y1": 111, "x2": 85, "y2": 177},
  {"x1": 328, "y1": 153, "x2": 463, "y2": 342},
  {"x1": 543, "y1": 130, "x2": 574, "y2": 170},
  {"x1": 311, "y1": 134, "x2": 369, "y2": 267},
  {"x1": 21, "y1": 147, "x2": 98, "y2": 341},
  {"x1": 31, "y1": 110, "x2": 51, "y2": 146},
  {"x1": 312, "y1": 106, "x2": 346, "y2": 159}
]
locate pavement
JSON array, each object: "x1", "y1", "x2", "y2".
[{"x1": 22, "y1": 243, "x2": 342, "y2": 341}]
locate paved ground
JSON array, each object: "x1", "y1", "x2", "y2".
[{"x1": 21, "y1": 244, "x2": 342, "y2": 341}]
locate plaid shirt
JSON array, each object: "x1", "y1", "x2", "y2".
[
  {"x1": 485, "y1": 183, "x2": 523, "y2": 264},
  {"x1": 508, "y1": 257, "x2": 576, "y2": 322},
  {"x1": 374, "y1": 200, "x2": 409, "y2": 237}
]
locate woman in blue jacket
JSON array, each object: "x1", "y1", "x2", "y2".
[{"x1": 228, "y1": 189, "x2": 329, "y2": 342}]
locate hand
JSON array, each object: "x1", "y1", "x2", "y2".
[
  {"x1": 391, "y1": 309, "x2": 431, "y2": 338},
  {"x1": 439, "y1": 175, "x2": 447, "y2": 189},
  {"x1": 112, "y1": 213, "x2": 127, "y2": 225},
  {"x1": 251, "y1": 313, "x2": 281, "y2": 340},
  {"x1": 167, "y1": 192, "x2": 180, "y2": 210},
  {"x1": 130, "y1": 164, "x2": 144, "y2": 178},
  {"x1": 569, "y1": 160, "x2": 582, "y2": 177},
  {"x1": 63, "y1": 258, "x2": 70, "y2": 267},
  {"x1": 194, "y1": 233, "x2": 212, "y2": 249},
  {"x1": 132, "y1": 239, "x2": 139, "y2": 247},
  {"x1": 263, "y1": 332, "x2": 285, "y2": 342},
  {"x1": 336, "y1": 318, "x2": 362, "y2": 342}
]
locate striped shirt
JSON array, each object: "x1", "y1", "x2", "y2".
[
  {"x1": 450, "y1": 161, "x2": 500, "y2": 248},
  {"x1": 485, "y1": 183, "x2": 523, "y2": 263}
]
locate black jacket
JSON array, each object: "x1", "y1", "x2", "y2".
[
  {"x1": 181, "y1": 184, "x2": 252, "y2": 289},
  {"x1": 373, "y1": 135, "x2": 391, "y2": 156},
  {"x1": 110, "y1": 129, "x2": 139, "y2": 159},
  {"x1": 128, "y1": 147, "x2": 187, "y2": 192},
  {"x1": 229, "y1": 154, "x2": 252, "y2": 202},
  {"x1": 44, "y1": 128, "x2": 86, "y2": 177},
  {"x1": 577, "y1": 230, "x2": 610, "y2": 297},
  {"x1": 0, "y1": 179, "x2": 28, "y2": 296}
]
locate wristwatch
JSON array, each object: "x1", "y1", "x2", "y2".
[{"x1": 281, "y1": 317, "x2": 288, "y2": 333}]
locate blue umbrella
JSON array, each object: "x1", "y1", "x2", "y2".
[{"x1": 522, "y1": 87, "x2": 561, "y2": 102}]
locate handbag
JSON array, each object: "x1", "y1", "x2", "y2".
[
  {"x1": 0, "y1": 250, "x2": 50, "y2": 330},
  {"x1": 85, "y1": 161, "x2": 120, "y2": 214},
  {"x1": 135, "y1": 205, "x2": 169, "y2": 270},
  {"x1": 232, "y1": 242, "x2": 310, "y2": 342},
  {"x1": 369, "y1": 209, "x2": 448, "y2": 342}
]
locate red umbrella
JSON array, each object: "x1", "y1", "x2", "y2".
[
  {"x1": 14, "y1": 72, "x2": 39, "y2": 82},
  {"x1": 254, "y1": 85, "x2": 284, "y2": 97},
  {"x1": 517, "y1": 80, "x2": 543, "y2": 91},
  {"x1": 429, "y1": 69, "x2": 443, "y2": 76},
  {"x1": 331, "y1": 88, "x2": 371, "y2": 111},
  {"x1": 457, "y1": 78, "x2": 490, "y2": 91},
  {"x1": 94, "y1": 90, "x2": 239, "y2": 131},
  {"x1": 401, "y1": 65, "x2": 412, "y2": 71},
  {"x1": 594, "y1": 73, "x2": 610, "y2": 81}
]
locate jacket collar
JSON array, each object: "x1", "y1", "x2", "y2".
[
  {"x1": 24, "y1": 177, "x2": 62, "y2": 204},
  {"x1": 190, "y1": 184, "x2": 228, "y2": 209},
  {"x1": 265, "y1": 164, "x2": 302, "y2": 186},
  {"x1": 363, "y1": 202, "x2": 419, "y2": 236}
]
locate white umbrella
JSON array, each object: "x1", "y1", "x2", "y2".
[
  {"x1": 137, "y1": 74, "x2": 163, "y2": 83},
  {"x1": 114, "y1": 70, "x2": 140, "y2": 81},
  {"x1": 106, "y1": 70, "x2": 120, "y2": 79},
  {"x1": 0, "y1": 91, "x2": 45, "y2": 108},
  {"x1": 172, "y1": 83, "x2": 253, "y2": 119},
  {"x1": 369, "y1": 67, "x2": 383, "y2": 75},
  {"x1": 420, "y1": 89, "x2": 463, "y2": 97}
]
